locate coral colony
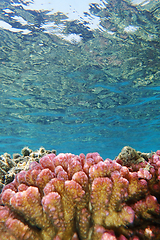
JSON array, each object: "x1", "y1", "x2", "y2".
[{"x1": 0, "y1": 146, "x2": 160, "y2": 240}]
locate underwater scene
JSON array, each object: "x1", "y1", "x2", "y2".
[
  {"x1": 1, "y1": 1, "x2": 160, "y2": 239},
  {"x1": 0, "y1": 0, "x2": 160, "y2": 159}
]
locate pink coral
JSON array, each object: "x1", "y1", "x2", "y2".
[{"x1": 0, "y1": 150, "x2": 160, "y2": 240}]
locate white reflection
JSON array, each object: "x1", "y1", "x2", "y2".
[
  {"x1": 3, "y1": 8, "x2": 14, "y2": 13},
  {"x1": 11, "y1": 0, "x2": 106, "y2": 30},
  {"x1": 124, "y1": 25, "x2": 139, "y2": 33},
  {"x1": 131, "y1": 0, "x2": 150, "y2": 5},
  {"x1": 0, "y1": 20, "x2": 31, "y2": 34},
  {"x1": 11, "y1": 16, "x2": 28, "y2": 26}
]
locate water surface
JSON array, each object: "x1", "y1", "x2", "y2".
[{"x1": 0, "y1": 0, "x2": 160, "y2": 159}]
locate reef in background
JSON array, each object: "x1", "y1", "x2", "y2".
[
  {"x1": 0, "y1": 146, "x2": 160, "y2": 240},
  {"x1": 0, "y1": 147, "x2": 57, "y2": 192}
]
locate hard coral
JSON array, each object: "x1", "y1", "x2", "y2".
[{"x1": 0, "y1": 148, "x2": 160, "y2": 240}]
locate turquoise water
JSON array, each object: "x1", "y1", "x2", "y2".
[{"x1": 0, "y1": 0, "x2": 160, "y2": 159}]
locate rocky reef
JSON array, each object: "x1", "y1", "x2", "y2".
[{"x1": 0, "y1": 146, "x2": 160, "y2": 240}]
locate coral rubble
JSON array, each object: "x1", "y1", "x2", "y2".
[{"x1": 0, "y1": 147, "x2": 160, "y2": 240}]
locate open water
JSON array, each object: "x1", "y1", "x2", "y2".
[{"x1": 0, "y1": 0, "x2": 160, "y2": 159}]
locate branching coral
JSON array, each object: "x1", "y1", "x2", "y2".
[{"x1": 0, "y1": 148, "x2": 160, "y2": 240}]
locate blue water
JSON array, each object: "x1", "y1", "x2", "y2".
[{"x1": 0, "y1": 0, "x2": 160, "y2": 159}]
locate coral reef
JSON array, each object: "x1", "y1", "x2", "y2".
[
  {"x1": 0, "y1": 147, "x2": 160, "y2": 240},
  {"x1": 0, "y1": 147, "x2": 56, "y2": 193}
]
